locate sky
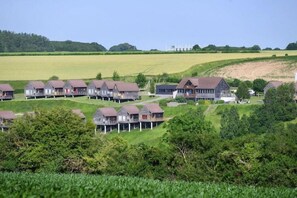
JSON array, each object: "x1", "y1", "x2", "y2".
[{"x1": 0, "y1": 0, "x2": 296, "y2": 50}]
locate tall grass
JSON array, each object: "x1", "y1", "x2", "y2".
[{"x1": 0, "y1": 172, "x2": 295, "y2": 197}]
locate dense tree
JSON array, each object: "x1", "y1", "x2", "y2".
[
  {"x1": 0, "y1": 108, "x2": 96, "y2": 172},
  {"x1": 96, "y1": 72, "x2": 102, "y2": 80},
  {"x1": 0, "y1": 30, "x2": 106, "y2": 52},
  {"x1": 192, "y1": 44, "x2": 201, "y2": 51},
  {"x1": 236, "y1": 82, "x2": 250, "y2": 101},
  {"x1": 253, "y1": 78, "x2": 267, "y2": 93},
  {"x1": 165, "y1": 108, "x2": 216, "y2": 163},
  {"x1": 285, "y1": 42, "x2": 297, "y2": 50},
  {"x1": 244, "y1": 80, "x2": 253, "y2": 88},
  {"x1": 149, "y1": 80, "x2": 155, "y2": 94},
  {"x1": 112, "y1": 71, "x2": 120, "y2": 81},
  {"x1": 251, "y1": 45, "x2": 261, "y2": 50},
  {"x1": 135, "y1": 73, "x2": 147, "y2": 88},
  {"x1": 51, "y1": 41, "x2": 106, "y2": 52},
  {"x1": 219, "y1": 107, "x2": 250, "y2": 139},
  {"x1": 109, "y1": 43, "x2": 138, "y2": 52},
  {"x1": 49, "y1": 75, "x2": 59, "y2": 80}
]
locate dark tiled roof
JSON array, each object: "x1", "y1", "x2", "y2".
[
  {"x1": 89, "y1": 80, "x2": 105, "y2": 88},
  {"x1": 0, "y1": 84, "x2": 14, "y2": 91},
  {"x1": 67, "y1": 80, "x2": 87, "y2": 87},
  {"x1": 0, "y1": 111, "x2": 16, "y2": 120},
  {"x1": 98, "y1": 107, "x2": 117, "y2": 117},
  {"x1": 29, "y1": 81, "x2": 45, "y2": 89},
  {"x1": 177, "y1": 77, "x2": 224, "y2": 89},
  {"x1": 104, "y1": 81, "x2": 122, "y2": 89},
  {"x1": 72, "y1": 109, "x2": 86, "y2": 119},
  {"x1": 47, "y1": 80, "x2": 65, "y2": 88},
  {"x1": 115, "y1": 82, "x2": 139, "y2": 92},
  {"x1": 122, "y1": 105, "x2": 139, "y2": 114},
  {"x1": 267, "y1": 81, "x2": 283, "y2": 88},
  {"x1": 144, "y1": 103, "x2": 164, "y2": 113}
]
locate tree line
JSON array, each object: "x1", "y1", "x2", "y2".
[{"x1": 0, "y1": 83, "x2": 296, "y2": 187}]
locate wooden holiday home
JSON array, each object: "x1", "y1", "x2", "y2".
[
  {"x1": 93, "y1": 107, "x2": 118, "y2": 133},
  {"x1": 0, "y1": 84, "x2": 14, "y2": 101},
  {"x1": 24, "y1": 81, "x2": 45, "y2": 99},
  {"x1": 87, "y1": 80, "x2": 105, "y2": 99},
  {"x1": 139, "y1": 103, "x2": 164, "y2": 131},
  {"x1": 117, "y1": 105, "x2": 140, "y2": 132},
  {"x1": 113, "y1": 82, "x2": 139, "y2": 102},
  {"x1": 64, "y1": 80, "x2": 87, "y2": 97},
  {"x1": 0, "y1": 111, "x2": 16, "y2": 131},
  {"x1": 44, "y1": 80, "x2": 65, "y2": 98}
]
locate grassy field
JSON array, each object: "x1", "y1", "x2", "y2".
[
  {"x1": 0, "y1": 172, "x2": 295, "y2": 198},
  {"x1": 0, "y1": 96, "x2": 261, "y2": 146},
  {"x1": 1, "y1": 51, "x2": 297, "y2": 80}
]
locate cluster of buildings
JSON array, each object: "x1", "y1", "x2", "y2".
[
  {"x1": 0, "y1": 80, "x2": 140, "y2": 102},
  {"x1": 0, "y1": 103, "x2": 164, "y2": 133}
]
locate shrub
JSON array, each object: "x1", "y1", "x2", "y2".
[
  {"x1": 198, "y1": 100, "x2": 212, "y2": 105},
  {"x1": 174, "y1": 96, "x2": 187, "y2": 103}
]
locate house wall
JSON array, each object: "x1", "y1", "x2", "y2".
[
  {"x1": 214, "y1": 79, "x2": 230, "y2": 99},
  {"x1": 25, "y1": 83, "x2": 44, "y2": 97}
]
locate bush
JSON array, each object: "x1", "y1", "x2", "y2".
[
  {"x1": 174, "y1": 96, "x2": 187, "y2": 103},
  {"x1": 214, "y1": 100, "x2": 225, "y2": 104},
  {"x1": 198, "y1": 100, "x2": 212, "y2": 105},
  {"x1": 159, "y1": 99, "x2": 171, "y2": 107},
  {"x1": 187, "y1": 100, "x2": 196, "y2": 106}
]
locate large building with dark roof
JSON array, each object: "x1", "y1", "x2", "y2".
[{"x1": 176, "y1": 77, "x2": 230, "y2": 100}]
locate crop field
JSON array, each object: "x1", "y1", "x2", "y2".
[
  {"x1": 0, "y1": 172, "x2": 295, "y2": 197},
  {"x1": 1, "y1": 51, "x2": 297, "y2": 80}
]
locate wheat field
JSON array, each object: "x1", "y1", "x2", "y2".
[{"x1": 1, "y1": 51, "x2": 297, "y2": 80}]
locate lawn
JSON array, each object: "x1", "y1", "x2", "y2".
[{"x1": 1, "y1": 51, "x2": 296, "y2": 80}]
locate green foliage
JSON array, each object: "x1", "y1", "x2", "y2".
[
  {"x1": 51, "y1": 40, "x2": 106, "y2": 52},
  {"x1": 174, "y1": 96, "x2": 187, "y2": 103},
  {"x1": 149, "y1": 80, "x2": 155, "y2": 93},
  {"x1": 228, "y1": 78, "x2": 241, "y2": 87},
  {"x1": 220, "y1": 107, "x2": 249, "y2": 139},
  {"x1": 198, "y1": 100, "x2": 212, "y2": 105},
  {"x1": 135, "y1": 73, "x2": 147, "y2": 88},
  {"x1": 0, "y1": 30, "x2": 106, "y2": 52},
  {"x1": 0, "y1": 108, "x2": 96, "y2": 172},
  {"x1": 244, "y1": 80, "x2": 253, "y2": 88},
  {"x1": 96, "y1": 72, "x2": 102, "y2": 80},
  {"x1": 253, "y1": 78, "x2": 267, "y2": 93},
  {"x1": 165, "y1": 108, "x2": 216, "y2": 162},
  {"x1": 112, "y1": 71, "x2": 120, "y2": 81},
  {"x1": 48, "y1": 75, "x2": 59, "y2": 80},
  {"x1": 286, "y1": 41, "x2": 297, "y2": 50},
  {"x1": 249, "y1": 83, "x2": 297, "y2": 134},
  {"x1": 1, "y1": 173, "x2": 295, "y2": 198},
  {"x1": 192, "y1": 44, "x2": 201, "y2": 51},
  {"x1": 236, "y1": 82, "x2": 251, "y2": 101},
  {"x1": 109, "y1": 43, "x2": 138, "y2": 52}
]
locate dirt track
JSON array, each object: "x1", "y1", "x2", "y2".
[{"x1": 214, "y1": 61, "x2": 297, "y2": 82}]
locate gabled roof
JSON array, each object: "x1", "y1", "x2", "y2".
[
  {"x1": 144, "y1": 103, "x2": 164, "y2": 113},
  {"x1": 122, "y1": 105, "x2": 139, "y2": 114},
  {"x1": 115, "y1": 82, "x2": 139, "y2": 92},
  {"x1": 0, "y1": 84, "x2": 14, "y2": 91},
  {"x1": 98, "y1": 107, "x2": 117, "y2": 117},
  {"x1": 0, "y1": 111, "x2": 16, "y2": 120},
  {"x1": 28, "y1": 81, "x2": 45, "y2": 89},
  {"x1": 176, "y1": 77, "x2": 224, "y2": 89},
  {"x1": 67, "y1": 80, "x2": 87, "y2": 88},
  {"x1": 47, "y1": 80, "x2": 65, "y2": 88},
  {"x1": 267, "y1": 81, "x2": 283, "y2": 88},
  {"x1": 72, "y1": 109, "x2": 86, "y2": 119},
  {"x1": 104, "y1": 81, "x2": 122, "y2": 89},
  {"x1": 89, "y1": 80, "x2": 105, "y2": 88}
]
